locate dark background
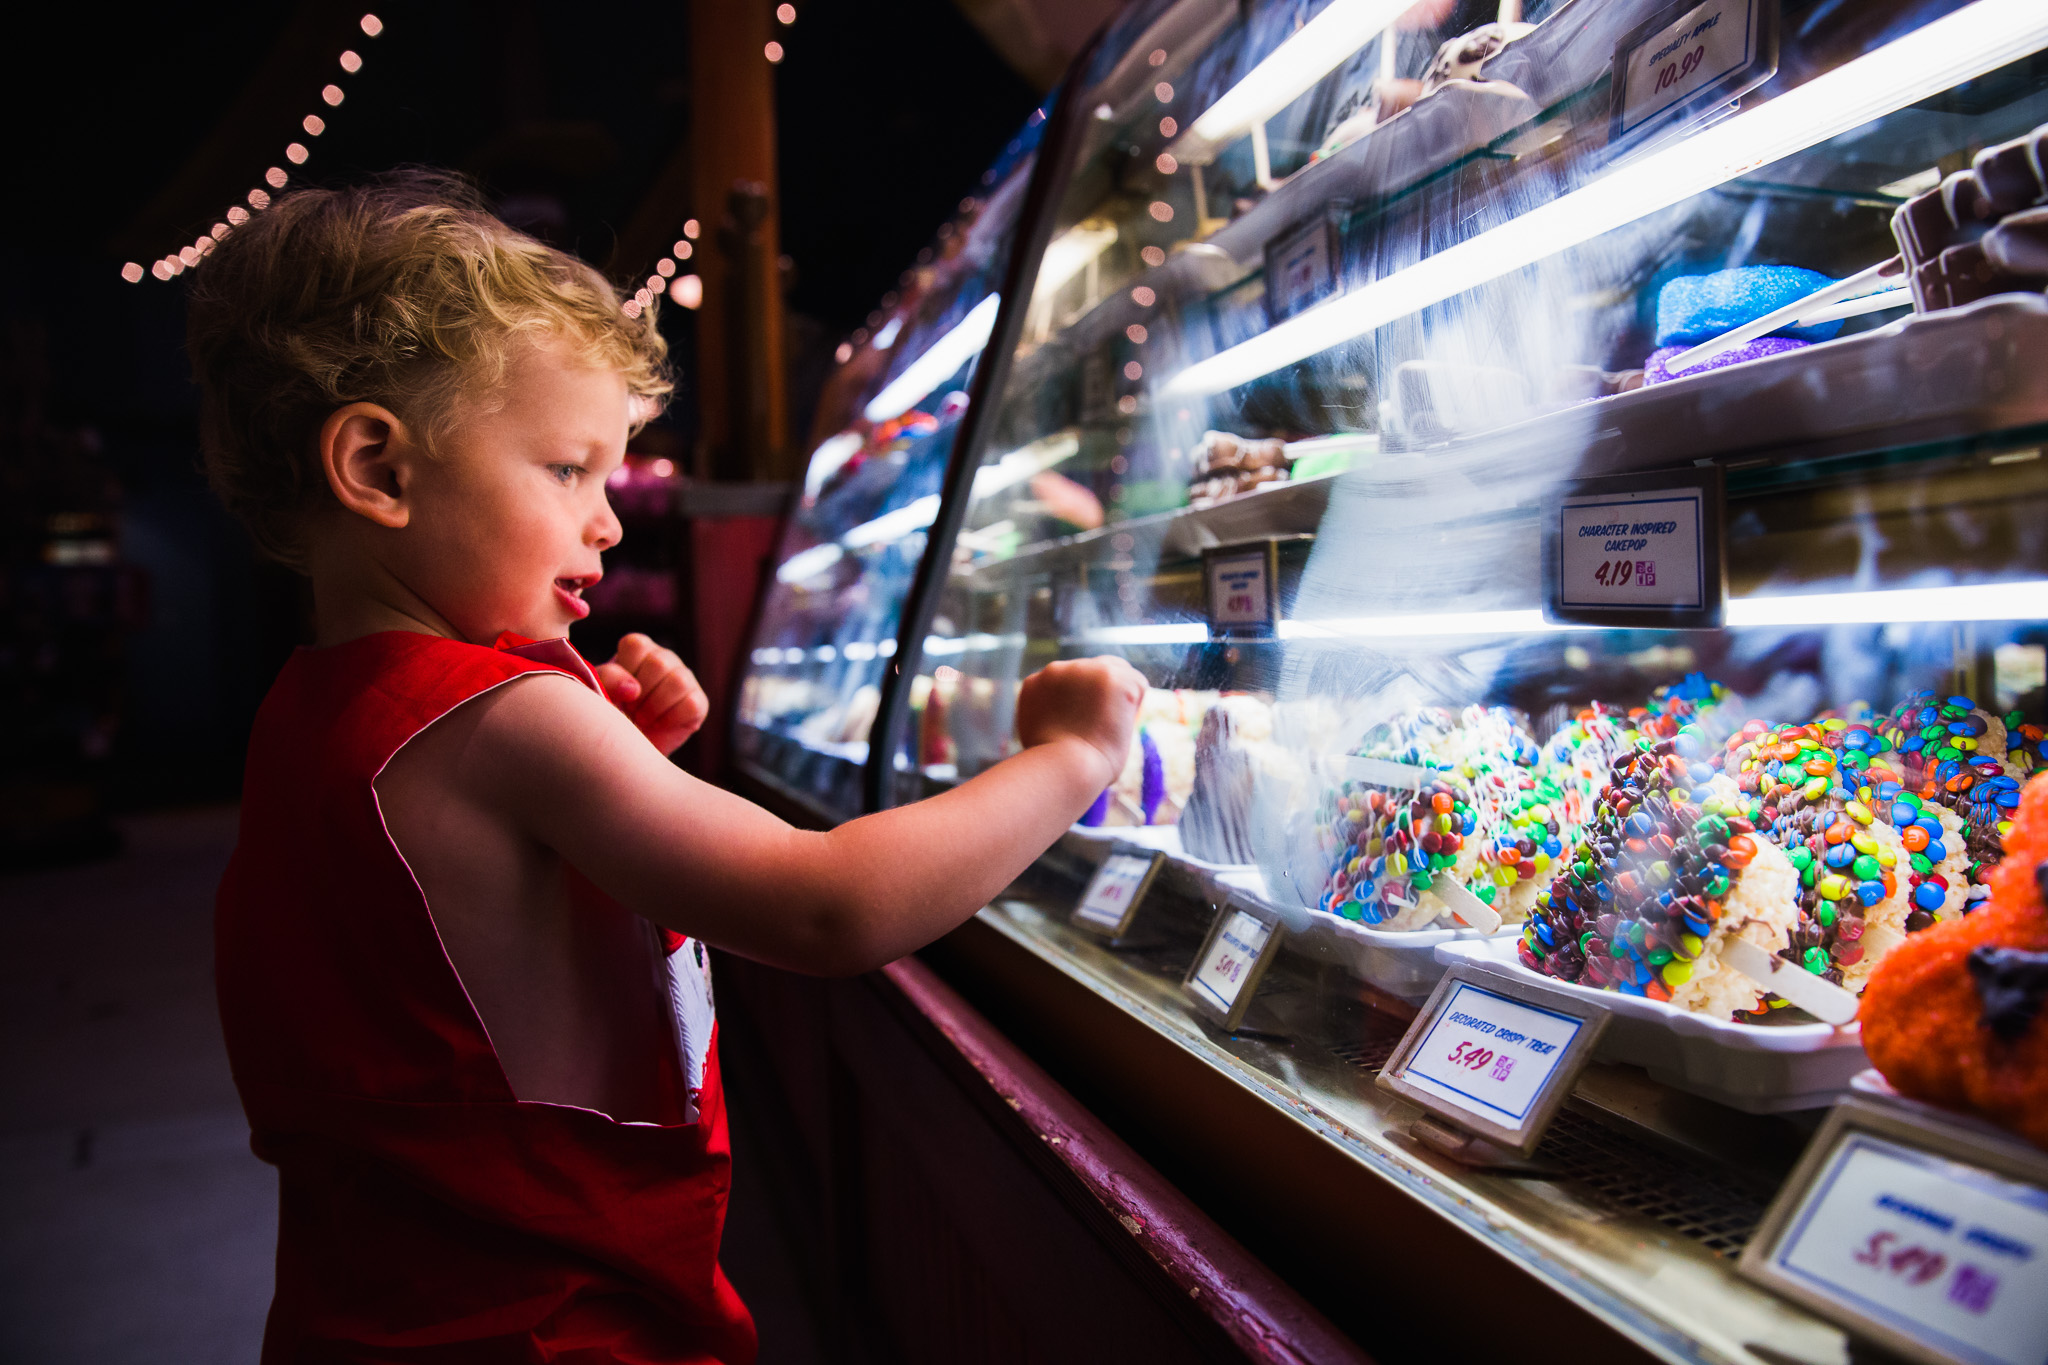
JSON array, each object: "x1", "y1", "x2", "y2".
[{"x1": 0, "y1": 0, "x2": 1041, "y2": 860}]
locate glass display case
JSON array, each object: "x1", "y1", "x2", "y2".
[
  {"x1": 862, "y1": 0, "x2": 2048, "y2": 1358},
  {"x1": 731, "y1": 105, "x2": 1052, "y2": 820}
]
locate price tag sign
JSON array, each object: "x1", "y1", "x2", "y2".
[
  {"x1": 1263, "y1": 204, "x2": 1347, "y2": 325},
  {"x1": 1203, "y1": 541, "x2": 1280, "y2": 639},
  {"x1": 1071, "y1": 846, "x2": 1164, "y2": 941},
  {"x1": 1183, "y1": 897, "x2": 1285, "y2": 1033},
  {"x1": 1545, "y1": 467, "x2": 1725, "y2": 629},
  {"x1": 1378, "y1": 964, "x2": 1609, "y2": 1157},
  {"x1": 1610, "y1": 0, "x2": 1777, "y2": 143},
  {"x1": 1740, "y1": 1093, "x2": 2048, "y2": 1365}
]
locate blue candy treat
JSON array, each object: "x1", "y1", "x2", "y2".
[
  {"x1": 1081, "y1": 788, "x2": 1111, "y2": 826},
  {"x1": 1646, "y1": 337, "x2": 1809, "y2": 385},
  {"x1": 1656, "y1": 266, "x2": 1846, "y2": 347}
]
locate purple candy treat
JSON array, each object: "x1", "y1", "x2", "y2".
[
  {"x1": 1081, "y1": 788, "x2": 1111, "y2": 826},
  {"x1": 1645, "y1": 336, "x2": 1810, "y2": 385},
  {"x1": 1139, "y1": 728, "x2": 1165, "y2": 824}
]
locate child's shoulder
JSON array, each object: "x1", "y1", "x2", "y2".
[{"x1": 254, "y1": 631, "x2": 600, "y2": 776}]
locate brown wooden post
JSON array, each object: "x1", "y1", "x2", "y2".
[{"x1": 690, "y1": 0, "x2": 789, "y2": 483}]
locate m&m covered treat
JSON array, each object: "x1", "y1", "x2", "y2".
[
  {"x1": 1881, "y1": 690, "x2": 2031, "y2": 913},
  {"x1": 1519, "y1": 725, "x2": 1799, "y2": 1018},
  {"x1": 1862, "y1": 772, "x2": 2048, "y2": 1150},
  {"x1": 1715, "y1": 720, "x2": 1941, "y2": 1001},
  {"x1": 1318, "y1": 774, "x2": 1480, "y2": 931}
]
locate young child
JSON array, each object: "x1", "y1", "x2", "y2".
[{"x1": 191, "y1": 172, "x2": 1142, "y2": 1364}]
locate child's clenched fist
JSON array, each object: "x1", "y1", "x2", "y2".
[
  {"x1": 597, "y1": 633, "x2": 710, "y2": 755},
  {"x1": 1013, "y1": 656, "x2": 1147, "y2": 786}
]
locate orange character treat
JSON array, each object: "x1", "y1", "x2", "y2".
[{"x1": 1860, "y1": 773, "x2": 2048, "y2": 1149}]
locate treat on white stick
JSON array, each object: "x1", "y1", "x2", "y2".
[
  {"x1": 1664, "y1": 256, "x2": 1903, "y2": 372},
  {"x1": 1720, "y1": 938, "x2": 1861, "y2": 1026}
]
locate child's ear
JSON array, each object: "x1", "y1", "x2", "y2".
[{"x1": 320, "y1": 403, "x2": 413, "y2": 529}]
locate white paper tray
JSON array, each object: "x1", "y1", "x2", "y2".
[{"x1": 1435, "y1": 937, "x2": 1868, "y2": 1114}]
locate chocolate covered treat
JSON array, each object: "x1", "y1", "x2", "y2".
[
  {"x1": 1862, "y1": 772, "x2": 2048, "y2": 1150},
  {"x1": 1181, "y1": 694, "x2": 1277, "y2": 865},
  {"x1": 1519, "y1": 725, "x2": 1798, "y2": 1017},
  {"x1": 1893, "y1": 123, "x2": 2048, "y2": 311},
  {"x1": 1188, "y1": 431, "x2": 1293, "y2": 509}
]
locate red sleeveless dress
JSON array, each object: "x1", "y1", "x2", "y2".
[{"x1": 216, "y1": 631, "x2": 757, "y2": 1364}]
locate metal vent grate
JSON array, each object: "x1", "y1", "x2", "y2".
[
  {"x1": 1534, "y1": 1109, "x2": 1769, "y2": 1256},
  {"x1": 1325, "y1": 1030, "x2": 1767, "y2": 1257}
]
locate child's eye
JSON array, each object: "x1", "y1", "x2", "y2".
[{"x1": 550, "y1": 464, "x2": 583, "y2": 484}]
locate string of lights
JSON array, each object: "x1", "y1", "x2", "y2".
[
  {"x1": 122, "y1": 13, "x2": 384, "y2": 285},
  {"x1": 619, "y1": 2, "x2": 797, "y2": 318}
]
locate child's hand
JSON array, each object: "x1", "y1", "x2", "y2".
[
  {"x1": 1013, "y1": 657, "x2": 1146, "y2": 784},
  {"x1": 596, "y1": 634, "x2": 709, "y2": 756}
]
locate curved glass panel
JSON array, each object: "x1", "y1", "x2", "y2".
[{"x1": 733, "y1": 104, "x2": 1051, "y2": 820}]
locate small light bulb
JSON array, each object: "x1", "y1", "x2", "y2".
[
  {"x1": 671, "y1": 275, "x2": 703, "y2": 309},
  {"x1": 121, "y1": 262, "x2": 144, "y2": 283},
  {"x1": 1154, "y1": 82, "x2": 1173, "y2": 102},
  {"x1": 180, "y1": 246, "x2": 201, "y2": 267},
  {"x1": 266, "y1": 166, "x2": 289, "y2": 188},
  {"x1": 287, "y1": 142, "x2": 309, "y2": 164},
  {"x1": 1124, "y1": 361, "x2": 1143, "y2": 380},
  {"x1": 1141, "y1": 245, "x2": 1166, "y2": 267},
  {"x1": 360, "y1": 14, "x2": 382, "y2": 36},
  {"x1": 834, "y1": 341, "x2": 853, "y2": 363},
  {"x1": 1126, "y1": 324, "x2": 1149, "y2": 344},
  {"x1": 303, "y1": 114, "x2": 326, "y2": 136},
  {"x1": 1155, "y1": 152, "x2": 1177, "y2": 174},
  {"x1": 764, "y1": 40, "x2": 783, "y2": 62},
  {"x1": 652, "y1": 458, "x2": 675, "y2": 479},
  {"x1": 249, "y1": 188, "x2": 271, "y2": 209},
  {"x1": 683, "y1": 219, "x2": 700, "y2": 239},
  {"x1": 152, "y1": 261, "x2": 172, "y2": 280},
  {"x1": 1148, "y1": 48, "x2": 1167, "y2": 67},
  {"x1": 1159, "y1": 116, "x2": 1177, "y2": 138},
  {"x1": 227, "y1": 206, "x2": 250, "y2": 225},
  {"x1": 339, "y1": 50, "x2": 362, "y2": 72},
  {"x1": 656, "y1": 258, "x2": 676, "y2": 277},
  {"x1": 675, "y1": 240, "x2": 693, "y2": 259},
  {"x1": 1148, "y1": 200, "x2": 1174, "y2": 222},
  {"x1": 1131, "y1": 286, "x2": 1156, "y2": 306},
  {"x1": 212, "y1": 222, "x2": 231, "y2": 238},
  {"x1": 777, "y1": 3, "x2": 795, "y2": 21},
  {"x1": 647, "y1": 273, "x2": 664, "y2": 292},
  {"x1": 622, "y1": 298, "x2": 642, "y2": 318},
  {"x1": 322, "y1": 84, "x2": 345, "y2": 106}
]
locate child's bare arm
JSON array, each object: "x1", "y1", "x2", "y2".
[{"x1": 458, "y1": 657, "x2": 1144, "y2": 975}]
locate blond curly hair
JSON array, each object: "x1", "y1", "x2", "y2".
[{"x1": 187, "y1": 170, "x2": 671, "y2": 567}]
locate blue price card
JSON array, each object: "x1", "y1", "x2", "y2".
[
  {"x1": 1378, "y1": 964, "x2": 1610, "y2": 1157},
  {"x1": 1072, "y1": 847, "x2": 1164, "y2": 941},
  {"x1": 1183, "y1": 896, "x2": 1286, "y2": 1034},
  {"x1": 1741, "y1": 1093, "x2": 2048, "y2": 1365}
]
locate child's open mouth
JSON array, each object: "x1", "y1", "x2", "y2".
[{"x1": 554, "y1": 575, "x2": 596, "y2": 620}]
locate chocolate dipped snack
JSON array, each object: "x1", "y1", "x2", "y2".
[{"x1": 1893, "y1": 122, "x2": 2048, "y2": 311}]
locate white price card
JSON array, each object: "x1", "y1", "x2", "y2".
[
  {"x1": 1380, "y1": 965, "x2": 1609, "y2": 1156},
  {"x1": 1206, "y1": 548, "x2": 1273, "y2": 634},
  {"x1": 1742, "y1": 1095, "x2": 2048, "y2": 1365},
  {"x1": 1184, "y1": 901, "x2": 1284, "y2": 1032},
  {"x1": 1613, "y1": 0, "x2": 1776, "y2": 140},
  {"x1": 1547, "y1": 470, "x2": 1724, "y2": 628},
  {"x1": 1072, "y1": 849, "x2": 1161, "y2": 939}
]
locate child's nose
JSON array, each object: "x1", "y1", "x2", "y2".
[{"x1": 590, "y1": 496, "x2": 623, "y2": 551}]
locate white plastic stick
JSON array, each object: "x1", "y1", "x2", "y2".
[
  {"x1": 1793, "y1": 286, "x2": 1913, "y2": 328},
  {"x1": 1721, "y1": 938, "x2": 1860, "y2": 1025},
  {"x1": 1663, "y1": 257, "x2": 1902, "y2": 373}
]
